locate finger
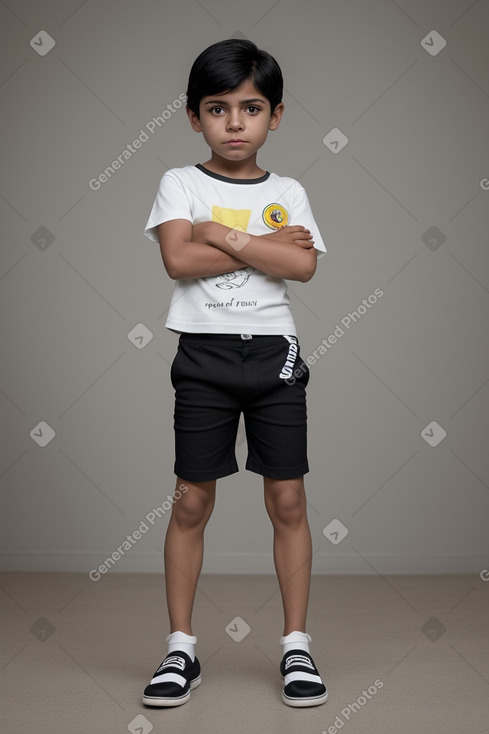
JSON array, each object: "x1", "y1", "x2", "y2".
[{"x1": 294, "y1": 239, "x2": 314, "y2": 248}]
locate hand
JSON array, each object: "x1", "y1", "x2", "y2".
[{"x1": 260, "y1": 225, "x2": 314, "y2": 249}]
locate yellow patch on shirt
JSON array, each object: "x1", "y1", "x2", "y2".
[{"x1": 212, "y1": 206, "x2": 252, "y2": 232}]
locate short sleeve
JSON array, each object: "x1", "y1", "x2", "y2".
[
  {"x1": 291, "y1": 184, "x2": 326, "y2": 253},
  {"x1": 143, "y1": 171, "x2": 193, "y2": 242}
]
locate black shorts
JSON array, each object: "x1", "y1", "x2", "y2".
[{"x1": 170, "y1": 333, "x2": 310, "y2": 482}]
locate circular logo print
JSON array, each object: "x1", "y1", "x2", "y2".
[{"x1": 262, "y1": 203, "x2": 289, "y2": 230}]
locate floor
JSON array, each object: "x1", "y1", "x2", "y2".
[{"x1": 1, "y1": 572, "x2": 488, "y2": 734}]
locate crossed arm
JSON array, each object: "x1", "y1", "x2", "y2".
[{"x1": 157, "y1": 219, "x2": 318, "y2": 283}]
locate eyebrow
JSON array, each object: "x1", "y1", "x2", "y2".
[{"x1": 203, "y1": 98, "x2": 266, "y2": 106}]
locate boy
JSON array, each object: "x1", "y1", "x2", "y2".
[{"x1": 142, "y1": 39, "x2": 327, "y2": 708}]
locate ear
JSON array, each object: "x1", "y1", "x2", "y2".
[
  {"x1": 186, "y1": 106, "x2": 202, "y2": 132},
  {"x1": 269, "y1": 102, "x2": 284, "y2": 132}
]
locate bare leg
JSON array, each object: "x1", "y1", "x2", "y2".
[
  {"x1": 263, "y1": 476, "x2": 312, "y2": 635},
  {"x1": 164, "y1": 478, "x2": 216, "y2": 635}
]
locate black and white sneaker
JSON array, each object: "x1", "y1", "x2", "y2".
[
  {"x1": 280, "y1": 650, "x2": 328, "y2": 707},
  {"x1": 142, "y1": 651, "x2": 201, "y2": 707}
]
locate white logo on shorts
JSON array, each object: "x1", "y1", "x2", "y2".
[{"x1": 279, "y1": 337, "x2": 298, "y2": 380}]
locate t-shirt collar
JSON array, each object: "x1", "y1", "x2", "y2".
[{"x1": 194, "y1": 163, "x2": 270, "y2": 184}]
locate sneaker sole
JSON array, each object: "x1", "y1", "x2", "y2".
[
  {"x1": 142, "y1": 675, "x2": 202, "y2": 707},
  {"x1": 282, "y1": 689, "x2": 329, "y2": 708}
]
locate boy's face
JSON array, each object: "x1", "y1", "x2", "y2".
[{"x1": 187, "y1": 79, "x2": 284, "y2": 166}]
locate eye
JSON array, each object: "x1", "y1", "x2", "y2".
[
  {"x1": 247, "y1": 106, "x2": 261, "y2": 114},
  {"x1": 210, "y1": 106, "x2": 225, "y2": 115}
]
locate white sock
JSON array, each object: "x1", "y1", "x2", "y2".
[
  {"x1": 166, "y1": 631, "x2": 197, "y2": 662},
  {"x1": 280, "y1": 630, "x2": 311, "y2": 655}
]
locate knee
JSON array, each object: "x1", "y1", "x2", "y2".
[
  {"x1": 267, "y1": 485, "x2": 306, "y2": 528},
  {"x1": 172, "y1": 486, "x2": 214, "y2": 530}
]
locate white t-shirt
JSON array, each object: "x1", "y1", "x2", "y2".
[{"x1": 143, "y1": 164, "x2": 326, "y2": 335}]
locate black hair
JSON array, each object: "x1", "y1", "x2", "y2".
[{"x1": 186, "y1": 39, "x2": 283, "y2": 117}]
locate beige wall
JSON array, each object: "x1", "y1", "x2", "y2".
[{"x1": 1, "y1": 0, "x2": 488, "y2": 576}]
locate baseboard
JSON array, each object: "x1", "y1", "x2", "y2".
[{"x1": 0, "y1": 550, "x2": 486, "y2": 575}]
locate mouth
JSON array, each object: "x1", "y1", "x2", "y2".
[{"x1": 225, "y1": 139, "x2": 247, "y2": 145}]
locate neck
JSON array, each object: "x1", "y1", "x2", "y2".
[{"x1": 202, "y1": 153, "x2": 265, "y2": 179}]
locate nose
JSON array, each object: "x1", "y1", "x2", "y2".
[{"x1": 226, "y1": 109, "x2": 244, "y2": 131}]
